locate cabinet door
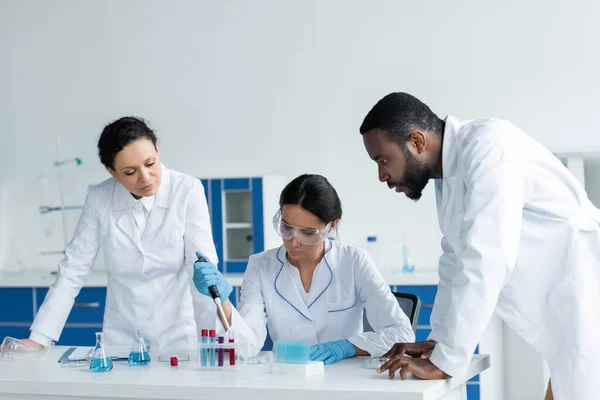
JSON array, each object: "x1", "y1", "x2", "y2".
[
  {"x1": 467, "y1": 382, "x2": 480, "y2": 400},
  {"x1": 223, "y1": 178, "x2": 253, "y2": 274},
  {"x1": 210, "y1": 179, "x2": 224, "y2": 272},
  {"x1": 0, "y1": 288, "x2": 34, "y2": 323},
  {"x1": 251, "y1": 177, "x2": 264, "y2": 255},
  {"x1": 204, "y1": 177, "x2": 267, "y2": 274},
  {"x1": 0, "y1": 289, "x2": 31, "y2": 352},
  {"x1": 35, "y1": 287, "x2": 106, "y2": 324},
  {"x1": 200, "y1": 179, "x2": 210, "y2": 212},
  {"x1": 57, "y1": 327, "x2": 101, "y2": 346},
  {"x1": 0, "y1": 326, "x2": 31, "y2": 340}
]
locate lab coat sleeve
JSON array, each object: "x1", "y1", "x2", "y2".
[
  {"x1": 428, "y1": 127, "x2": 526, "y2": 378},
  {"x1": 348, "y1": 251, "x2": 415, "y2": 356},
  {"x1": 29, "y1": 188, "x2": 101, "y2": 343},
  {"x1": 427, "y1": 236, "x2": 458, "y2": 342},
  {"x1": 227, "y1": 256, "x2": 269, "y2": 358},
  {"x1": 183, "y1": 179, "x2": 221, "y2": 331}
]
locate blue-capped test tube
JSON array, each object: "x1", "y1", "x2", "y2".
[
  {"x1": 201, "y1": 329, "x2": 208, "y2": 367},
  {"x1": 209, "y1": 329, "x2": 216, "y2": 367}
]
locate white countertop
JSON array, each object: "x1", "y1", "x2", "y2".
[
  {"x1": 0, "y1": 346, "x2": 489, "y2": 400},
  {"x1": 0, "y1": 269, "x2": 439, "y2": 288}
]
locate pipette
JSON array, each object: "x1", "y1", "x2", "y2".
[{"x1": 197, "y1": 255, "x2": 231, "y2": 332}]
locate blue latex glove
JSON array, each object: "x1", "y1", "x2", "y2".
[
  {"x1": 193, "y1": 251, "x2": 233, "y2": 301},
  {"x1": 309, "y1": 339, "x2": 356, "y2": 365}
]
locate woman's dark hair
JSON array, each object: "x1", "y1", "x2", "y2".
[
  {"x1": 97, "y1": 116, "x2": 158, "y2": 169},
  {"x1": 279, "y1": 174, "x2": 342, "y2": 223}
]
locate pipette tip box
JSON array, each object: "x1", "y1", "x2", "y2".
[{"x1": 271, "y1": 341, "x2": 324, "y2": 377}]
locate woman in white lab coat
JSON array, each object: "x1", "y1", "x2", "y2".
[
  {"x1": 193, "y1": 174, "x2": 415, "y2": 364},
  {"x1": 19, "y1": 116, "x2": 217, "y2": 351}
]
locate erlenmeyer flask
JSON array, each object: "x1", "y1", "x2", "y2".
[
  {"x1": 128, "y1": 328, "x2": 150, "y2": 366},
  {"x1": 89, "y1": 332, "x2": 113, "y2": 372}
]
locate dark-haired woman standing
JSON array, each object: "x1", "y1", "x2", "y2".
[
  {"x1": 193, "y1": 174, "x2": 415, "y2": 364},
  {"x1": 21, "y1": 116, "x2": 218, "y2": 352}
]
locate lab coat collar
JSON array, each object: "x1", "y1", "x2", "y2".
[
  {"x1": 306, "y1": 240, "x2": 333, "y2": 308},
  {"x1": 143, "y1": 165, "x2": 172, "y2": 238},
  {"x1": 112, "y1": 164, "x2": 172, "y2": 252},
  {"x1": 111, "y1": 164, "x2": 172, "y2": 211},
  {"x1": 273, "y1": 239, "x2": 334, "y2": 321},
  {"x1": 441, "y1": 115, "x2": 461, "y2": 179},
  {"x1": 138, "y1": 195, "x2": 155, "y2": 213},
  {"x1": 274, "y1": 247, "x2": 312, "y2": 321}
]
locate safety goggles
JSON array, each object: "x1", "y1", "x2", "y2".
[{"x1": 272, "y1": 210, "x2": 332, "y2": 246}]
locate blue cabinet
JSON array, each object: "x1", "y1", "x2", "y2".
[
  {"x1": 40, "y1": 287, "x2": 104, "y2": 346},
  {"x1": 57, "y1": 327, "x2": 102, "y2": 346},
  {"x1": 36, "y1": 287, "x2": 106, "y2": 325},
  {"x1": 0, "y1": 325, "x2": 32, "y2": 340},
  {"x1": 0, "y1": 288, "x2": 35, "y2": 343},
  {"x1": 33, "y1": 287, "x2": 105, "y2": 346},
  {"x1": 467, "y1": 382, "x2": 481, "y2": 400},
  {"x1": 0, "y1": 287, "x2": 104, "y2": 347},
  {"x1": 200, "y1": 176, "x2": 285, "y2": 274},
  {"x1": 0, "y1": 288, "x2": 34, "y2": 323}
]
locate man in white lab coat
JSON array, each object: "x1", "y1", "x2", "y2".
[{"x1": 360, "y1": 92, "x2": 600, "y2": 399}]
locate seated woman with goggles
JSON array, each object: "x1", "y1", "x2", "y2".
[{"x1": 192, "y1": 174, "x2": 415, "y2": 364}]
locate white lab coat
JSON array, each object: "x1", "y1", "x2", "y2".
[
  {"x1": 428, "y1": 116, "x2": 600, "y2": 399},
  {"x1": 225, "y1": 240, "x2": 415, "y2": 358},
  {"x1": 30, "y1": 165, "x2": 218, "y2": 350}
]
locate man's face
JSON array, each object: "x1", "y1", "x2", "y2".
[{"x1": 362, "y1": 129, "x2": 432, "y2": 201}]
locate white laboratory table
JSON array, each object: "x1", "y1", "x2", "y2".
[{"x1": 0, "y1": 346, "x2": 489, "y2": 400}]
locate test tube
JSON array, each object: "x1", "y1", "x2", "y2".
[
  {"x1": 209, "y1": 330, "x2": 216, "y2": 367},
  {"x1": 229, "y1": 332, "x2": 235, "y2": 366},
  {"x1": 217, "y1": 336, "x2": 224, "y2": 367},
  {"x1": 201, "y1": 329, "x2": 208, "y2": 367}
]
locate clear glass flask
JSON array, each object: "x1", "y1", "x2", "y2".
[
  {"x1": 89, "y1": 332, "x2": 113, "y2": 372},
  {"x1": 128, "y1": 328, "x2": 151, "y2": 366}
]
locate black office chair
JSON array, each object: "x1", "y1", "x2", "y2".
[{"x1": 363, "y1": 292, "x2": 421, "y2": 333}]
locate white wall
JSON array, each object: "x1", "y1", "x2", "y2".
[
  {"x1": 0, "y1": 3, "x2": 10, "y2": 267},
  {"x1": 5, "y1": 0, "x2": 598, "y2": 274},
  {"x1": 2, "y1": 0, "x2": 327, "y2": 270}
]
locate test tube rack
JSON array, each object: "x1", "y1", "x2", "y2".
[{"x1": 197, "y1": 341, "x2": 241, "y2": 370}]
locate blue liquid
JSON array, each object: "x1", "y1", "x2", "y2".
[
  {"x1": 90, "y1": 357, "x2": 113, "y2": 372},
  {"x1": 210, "y1": 338, "x2": 216, "y2": 367},
  {"x1": 128, "y1": 351, "x2": 151, "y2": 366},
  {"x1": 201, "y1": 337, "x2": 208, "y2": 367}
]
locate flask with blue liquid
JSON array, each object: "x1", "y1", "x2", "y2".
[
  {"x1": 90, "y1": 332, "x2": 113, "y2": 372},
  {"x1": 128, "y1": 328, "x2": 151, "y2": 366}
]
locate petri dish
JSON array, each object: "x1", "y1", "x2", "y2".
[
  {"x1": 158, "y1": 353, "x2": 191, "y2": 362},
  {"x1": 362, "y1": 357, "x2": 389, "y2": 370}
]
